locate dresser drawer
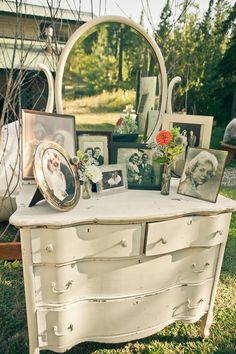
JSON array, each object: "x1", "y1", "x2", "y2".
[
  {"x1": 34, "y1": 245, "x2": 219, "y2": 305},
  {"x1": 31, "y1": 224, "x2": 142, "y2": 263},
  {"x1": 145, "y1": 213, "x2": 231, "y2": 256},
  {"x1": 37, "y1": 279, "x2": 213, "y2": 351}
]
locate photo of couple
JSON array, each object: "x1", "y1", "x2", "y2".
[
  {"x1": 115, "y1": 145, "x2": 162, "y2": 190},
  {"x1": 84, "y1": 146, "x2": 104, "y2": 166},
  {"x1": 43, "y1": 149, "x2": 76, "y2": 202},
  {"x1": 127, "y1": 152, "x2": 154, "y2": 185},
  {"x1": 22, "y1": 110, "x2": 75, "y2": 179}
]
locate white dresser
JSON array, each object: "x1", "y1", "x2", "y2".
[{"x1": 10, "y1": 180, "x2": 236, "y2": 354}]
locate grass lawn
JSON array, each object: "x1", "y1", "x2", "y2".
[{"x1": 0, "y1": 187, "x2": 235, "y2": 354}]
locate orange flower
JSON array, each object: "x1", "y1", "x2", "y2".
[
  {"x1": 116, "y1": 117, "x2": 123, "y2": 127},
  {"x1": 155, "y1": 130, "x2": 172, "y2": 146}
]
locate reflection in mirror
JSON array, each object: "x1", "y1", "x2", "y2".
[{"x1": 62, "y1": 22, "x2": 162, "y2": 141}]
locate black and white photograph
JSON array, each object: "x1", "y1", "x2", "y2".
[
  {"x1": 172, "y1": 122, "x2": 201, "y2": 148},
  {"x1": 177, "y1": 147, "x2": 228, "y2": 203},
  {"x1": 22, "y1": 110, "x2": 76, "y2": 180},
  {"x1": 112, "y1": 143, "x2": 163, "y2": 190},
  {"x1": 33, "y1": 141, "x2": 79, "y2": 211},
  {"x1": 96, "y1": 164, "x2": 127, "y2": 195},
  {"x1": 76, "y1": 131, "x2": 112, "y2": 166},
  {"x1": 162, "y1": 113, "x2": 214, "y2": 176}
]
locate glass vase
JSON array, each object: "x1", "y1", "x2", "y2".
[
  {"x1": 161, "y1": 163, "x2": 172, "y2": 195},
  {"x1": 82, "y1": 180, "x2": 92, "y2": 199}
]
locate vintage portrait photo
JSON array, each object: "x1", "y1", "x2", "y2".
[
  {"x1": 22, "y1": 110, "x2": 76, "y2": 180},
  {"x1": 177, "y1": 147, "x2": 228, "y2": 203},
  {"x1": 76, "y1": 131, "x2": 112, "y2": 166},
  {"x1": 96, "y1": 164, "x2": 127, "y2": 195},
  {"x1": 112, "y1": 143, "x2": 162, "y2": 190},
  {"x1": 33, "y1": 141, "x2": 79, "y2": 211},
  {"x1": 162, "y1": 113, "x2": 214, "y2": 176}
]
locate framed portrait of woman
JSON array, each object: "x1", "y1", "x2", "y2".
[
  {"x1": 177, "y1": 147, "x2": 228, "y2": 203},
  {"x1": 33, "y1": 141, "x2": 80, "y2": 211},
  {"x1": 112, "y1": 143, "x2": 163, "y2": 190}
]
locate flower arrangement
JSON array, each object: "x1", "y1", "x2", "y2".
[
  {"x1": 114, "y1": 104, "x2": 138, "y2": 134},
  {"x1": 151, "y1": 127, "x2": 187, "y2": 165},
  {"x1": 76, "y1": 150, "x2": 102, "y2": 183}
]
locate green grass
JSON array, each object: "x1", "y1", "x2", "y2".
[{"x1": 0, "y1": 187, "x2": 236, "y2": 354}]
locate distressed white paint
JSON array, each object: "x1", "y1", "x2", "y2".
[{"x1": 10, "y1": 182, "x2": 236, "y2": 354}]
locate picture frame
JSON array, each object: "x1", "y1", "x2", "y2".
[
  {"x1": 177, "y1": 147, "x2": 228, "y2": 203},
  {"x1": 112, "y1": 143, "x2": 163, "y2": 190},
  {"x1": 76, "y1": 131, "x2": 112, "y2": 166},
  {"x1": 162, "y1": 113, "x2": 214, "y2": 176},
  {"x1": 22, "y1": 109, "x2": 76, "y2": 180},
  {"x1": 33, "y1": 141, "x2": 80, "y2": 211},
  {"x1": 96, "y1": 163, "x2": 127, "y2": 195}
]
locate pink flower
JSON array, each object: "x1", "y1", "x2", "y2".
[
  {"x1": 155, "y1": 130, "x2": 172, "y2": 146},
  {"x1": 116, "y1": 117, "x2": 123, "y2": 127}
]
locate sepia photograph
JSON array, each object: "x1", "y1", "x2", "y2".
[
  {"x1": 22, "y1": 110, "x2": 76, "y2": 180},
  {"x1": 162, "y1": 113, "x2": 214, "y2": 176},
  {"x1": 112, "y1": 143, "x2": 163, "y2": 190},
  {"x1": 96, "y1": 164, "x2": 127, "y2": 195},
  {"x1": 33, "y1": 141, "x2": 79, "y2": 211},
  {"x1": 177, "y1": 147, "x2": 228, "y2": 203},
  {"x1": 76, "y1": 131, "x2": 112, "y2": 166}
]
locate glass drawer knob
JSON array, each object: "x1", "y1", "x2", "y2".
[
  {"x1": 45, "y1": 243, "x2": 54, "y2": 252},
  {"x1": 120, "y1": 239, "x2": 128, "y2": 247}
]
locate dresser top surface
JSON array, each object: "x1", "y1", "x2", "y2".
[{"x1": 10, "y1": 179, "x2": 236, "y2": 227}]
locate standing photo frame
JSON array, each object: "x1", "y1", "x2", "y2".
[
  {"x1": 162, "y1": 113, "x2": 214, "y2": 177},
  {"x1": 76, "y1": 131, "x2": 112, "y2": 166},
  {"x1": 112, "y1": 143, "x2": 163, "y2": 190},
  {"x1": 96, "y1": 164, "x2": 127, "y2": 195},
  {"x1": 22, "y1": 110, "x2": 76, "y2": 180},
  {"x1": 33, "y1": 141, "x2": 80, "y2": 211},
  {"x1": 177, "y1": 147, "x2": 228, "y2": 203}
]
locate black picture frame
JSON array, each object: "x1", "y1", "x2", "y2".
[
  {"x1": 76, "y1": 131, "x2": 112, "y2": 165},
  {"x1": 112, "y1": 142, "x2": 163, "y2": 190}
]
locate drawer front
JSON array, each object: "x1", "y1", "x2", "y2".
[
  {"x1": 146, "y1": 213, "x2": 231, "y2": 256},
  {"x1": 31, "y1": 224, "x2": 142, "y2": 263},
  {"x1": 34, "y1": 246, "x2": 219, "y2": 304},
  {"x1": 37, "y1": 279, "x2": 213, "y2": 350}
]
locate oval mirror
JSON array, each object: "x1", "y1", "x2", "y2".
[{"x1": 55, "y1": 16, "x2": 167, "y2": 143}]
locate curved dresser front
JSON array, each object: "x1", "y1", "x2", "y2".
[{"x1": 10, "y1": 181, "x2": 236, "y2": 354}]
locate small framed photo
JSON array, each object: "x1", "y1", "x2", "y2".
[
  {"x1": 22, "y1": 110, "x2": 76, "y2": 180},
  {"x1": 76, "y1": 131, "x2": 112, "y2": 166},
  {"x1": 177, "y1": 147, "x2": 228, "y2": 203},
  {"x1": 162, "y1": 113, "x2": 214, "y2": 176},
  {"x1": 112, "y1": 143, "x2": 163, "y2": 190},
  {"x1": 96, "y1": 164, "x2": 127, "y2": 195},
  {"x1": 33, "y1": 141, "x2": 80, "y2": 211}
]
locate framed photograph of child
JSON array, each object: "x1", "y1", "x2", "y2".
[
  {"x1": 33, "y1": 141, "x2": 80, "y2": 211},
  {"x1": 22, "y1": 110, "x2": 76, "y2": 180},
  {"x1": 96, "y1": 164, "x2": 127, "y2": 195},
  {"x1": 76, "y1": 131, "x2": 112, "y2": 166},
  {"x1": 112, "y1": 143, "x2": 163, "y2": 190},
  {"x1": 177, "y1": 147, "x2": 228, "y2": 203}
]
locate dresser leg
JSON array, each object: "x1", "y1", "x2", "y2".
[{"x1": 200, "y1": 311, "x2": 213, "y2": 338}]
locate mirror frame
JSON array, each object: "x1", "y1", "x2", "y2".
[{"x1": 55, "y1": 15, "x2": 168, "y2": 143}]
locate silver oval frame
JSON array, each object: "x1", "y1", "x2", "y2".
[
  {"x1": 55, "y1": 15, "x2": 168, "y2": 143},
  {"x1": 34, "y1": 141, "x2": 80, "y2": 211}
]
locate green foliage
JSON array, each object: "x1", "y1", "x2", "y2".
[{"x1": 156, "y1": 0, "x2": 235, "y2": 125}]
